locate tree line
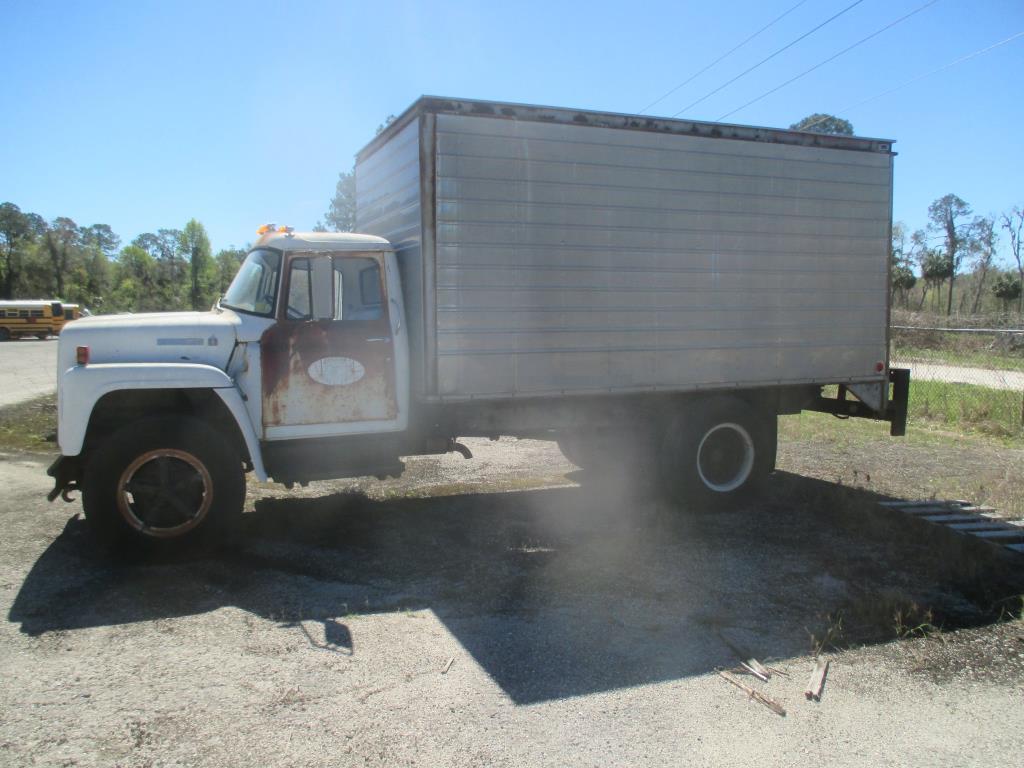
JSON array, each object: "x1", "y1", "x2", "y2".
[
  {"x1": 890, "y1": 198, "x2": 1024, "y2": 317},
  {"x1": 0, "y1": 202, "x2": 246, "y2": 313}
]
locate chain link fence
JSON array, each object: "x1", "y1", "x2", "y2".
[{"x1": 890, "y1": 325, "x2": 1024, "y2": 437}]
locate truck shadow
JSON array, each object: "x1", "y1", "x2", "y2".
[{"x1": 10, "y1": 472, "x2": 1024, "y2": 704}]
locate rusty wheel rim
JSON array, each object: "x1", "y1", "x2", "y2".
[{"x1": 116, "y1": 449, "x2": 213, "y2": 538}]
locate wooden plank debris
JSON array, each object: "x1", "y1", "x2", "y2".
[
  {"x1": 971, "y1": 529, "x2": 1024, "y2": 540},
  {"x1": 878, "y1": 500, "x2": 943, "y2": 509},
  {"x1": 804, "y1": 659, "x2": 830, "y2": 702},
  {"x1": 946, "y1": 522, "x2": 1014, "y2": 532},
  {"x1": 877, "y1": 499, "x2": 1024, "y2": 556},
  {"x1": 718, "y1": 633, "x2": 772, "y2": 680},
  {"x1": 717, "y1": 670, "x2": 786, "y2": 717},
  {"x1": 738, "y1": 661, "x2": 770, "y2": 682},
  {"x1": 920, "y1": 514, "x2": 995, "y2": 524},
  {"x1": 441, "y1": 656, "x2": 455, "y2": 675}
]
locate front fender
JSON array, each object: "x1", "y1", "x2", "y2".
[{"x1": 58, "y1": 364, "x2": 266, "y2": 480}]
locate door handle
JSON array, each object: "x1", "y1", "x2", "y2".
[
  {"x1": 366, "y1": 337, "x2": 390, "y2": 343},
  {"x1": 390, "y1": 298, "x2": 402, "y2": 334}
]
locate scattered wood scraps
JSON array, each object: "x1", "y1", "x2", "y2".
[
  {"x1": 718, "y1": 633, "x2": 774, "y2": 682},
  {"x1": 805, "y1": 659, "x2": 830, "y2": 702},
  {"x1": 739, "y1": 658, "x2": 772, "y2": 682},
  {"x1": 717, "y1": 670, "x2": 787, "y2": 717}
]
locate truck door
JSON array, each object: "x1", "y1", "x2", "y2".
[{"x1": 260, "y1": 252, "x2": 404, "y2": 438}]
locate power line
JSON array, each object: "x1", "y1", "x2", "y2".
[
  {"x1": 671, "y1": 0, "x2": 867, "y2": 118},
  {"x1": 798, "y1": 30, "x2": 1024, "y2": 131},
  {"x1": 718, "y1": 0, "x2": 940, "y2": 121},
  {"x1": 638, "y1": 0, "x2": 810, "y2": 115}
]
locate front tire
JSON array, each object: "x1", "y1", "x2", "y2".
[
  {"x1": 659, "y1": 398, "x2": 773, "y2": 509},
  {"x1": 82, "y1": 415, "x2": 245, "y2": 553}
]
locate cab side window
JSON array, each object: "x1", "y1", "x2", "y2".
[
  {"x1": 331, "y1": 257, "x2": 383, "y2": 321},
  {"x1": 286, "y1": 258, "x2": 313, "y2": 320}
]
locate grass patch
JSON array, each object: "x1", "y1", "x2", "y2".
[
  {"x1": 779, "y1": 410, "x2": 1024, "y2": 517},
  {"x1": 780, "y1": 406, "x2": 1022, "y2": 449},
  {"x1": 789, "y1": 379, "x2": 1023, "y2": 443},
  {"x1": 910, "y1": 379, "x2": 1023, "y2": 439},
  {"x1": 0, "y1": 393, "x2": 58, "y2": 453},
  {"x1": 780, "y1": 409, "x2": 894, "y2": 446}
]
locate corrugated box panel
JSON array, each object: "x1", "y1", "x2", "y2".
[
  {"x1": 432, "y1": 114, "x2": 891, "y2": 398},
  {"x1": 355, "y1": 119, "x2": 427, "y2": 395}
]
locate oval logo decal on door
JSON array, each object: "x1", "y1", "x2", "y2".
[{"x1": 308, "y1": 357, "x2": 366, "y2": 386}]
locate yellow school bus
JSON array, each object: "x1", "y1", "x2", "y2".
[
  {"x1": 54, "y1": 303, "x2": 88, "y2": 333},
  {"x1": 0, "y1": 300, "x2": 66, "y2": 340}
]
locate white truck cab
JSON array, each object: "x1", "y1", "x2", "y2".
[{"x1": 48, "y1": 229, "x2": 417, "y2": 549}]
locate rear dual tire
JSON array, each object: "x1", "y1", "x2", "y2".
[{"x1": 659, "y1": 398, "x2": 774, "y2": 509}]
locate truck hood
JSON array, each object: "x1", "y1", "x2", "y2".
[{"x1": 57, "y1": 310, "x2": 240, "y2": 373}]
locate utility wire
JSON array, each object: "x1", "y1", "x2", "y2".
[
  {"x1": 638, "y1": 0, "x2": 810, "y2": 114},
  {"x1": 671, "y1": 0, "x2": 867, "y2": 118},
  {"x1": 799, "y1": 30, "x2": 1024, "y2": 131},
  {"x1": 718, "y1": 0, "x2": 940, "y2": 121}
]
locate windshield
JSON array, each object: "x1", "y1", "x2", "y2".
[{"x1": 221, "y1": 248, "x2": 281, "y2": 316}]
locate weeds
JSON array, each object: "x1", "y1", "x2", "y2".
[
  {"x1": 0, "y1": 393, "x2": 57, "y2": 453},
  {"x1": 993, "y1": 594, "x2": 1024, "y2": 623},
  {"x1": 910, "y1": 380, "x2": 1023, "y2": 439},
  {"x1": 893, "y1": 605, "x2": 939, "y2": 640},
  {"x1": 809, "y1": 591, "x2": 946, "y2": 653},
  {"x1": 808, "y1": 611, "x2": 844, "y2": 656}
]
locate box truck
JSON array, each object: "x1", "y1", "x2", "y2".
[{"x1": 47, "y1": 96, "x2": 909, "y2": 550}]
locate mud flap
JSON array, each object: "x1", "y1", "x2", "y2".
[{"x1": 887, "y1": 367, "x2": 910, "y2": 437}]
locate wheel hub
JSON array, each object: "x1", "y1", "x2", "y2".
[
  {"x1": 696, "y1": 422, "x2": 755, "y2": 493},
  {"x1": 116, "y1": 449, "x2": 213, "y2": 538}
]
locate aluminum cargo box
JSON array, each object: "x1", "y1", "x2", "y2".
[{"x1": 356, "y1": 97, "x2": 894, "y2": 402}]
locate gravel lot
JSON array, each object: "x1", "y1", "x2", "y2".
[
  {"x1": 2, "y1": 431, "x2": 1023, "y2": 767},
  {"x1": 0, "y1": 338, "x2": 58, "y2": 408}
]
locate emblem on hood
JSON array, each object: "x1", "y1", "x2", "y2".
[{"x1": 157, "y1": 337, "x2": 203, "y2": 346}]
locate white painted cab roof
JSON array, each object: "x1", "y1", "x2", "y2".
[{"x1": 253, "y1": 231, "x2": 393, "y2": 253}]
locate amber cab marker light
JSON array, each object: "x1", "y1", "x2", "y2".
[
  {"x1": 76, "y1": 346, "x2": 90, "y2": 365},
  {"x1": 256, "y1": 223, "x2": 275, "y2": 235}
]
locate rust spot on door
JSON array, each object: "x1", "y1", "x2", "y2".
[{"x1": 261, "y1": 317, "x2": 397, "y2": 428}]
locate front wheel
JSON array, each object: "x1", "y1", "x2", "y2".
[
  {"x1": 82, "y1": 415, "x2": 245, "y2": 553},
  {"x1": 659, "y1": 398, "x2": 774, "y2": 509}
]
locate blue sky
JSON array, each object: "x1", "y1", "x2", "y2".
[{"x1": 2, "y1": 0, "x2": 1022, "y2": 261}]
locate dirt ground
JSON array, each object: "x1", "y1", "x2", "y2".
[{"x1": 1, "y1": 424, "x2": 1023, "y2": 766}]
